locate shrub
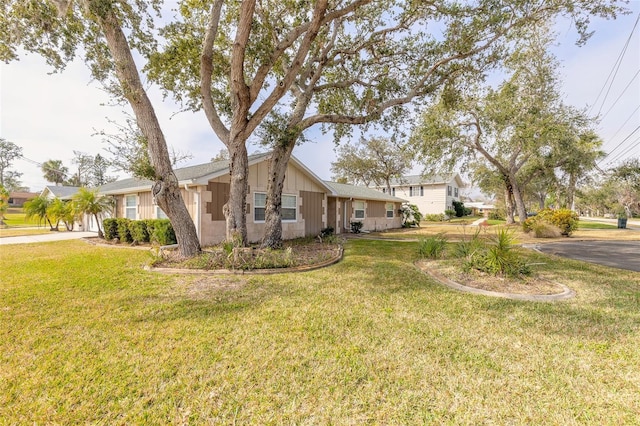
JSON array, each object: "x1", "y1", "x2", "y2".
[
  {"x1": 400, "y1": 204, "x2": 423, "y2": 227},
  {"x1": 488, "y1": 210, "x2": 505, "y2": 221},
  {"x1": 418, "y1": 234, "x2": 448, "y2": 259},
  {"x1": 444, "y1": 209, "x2": 456, "y2": 219},
  {"x1": 460, "y1": 229, "x2": 531, "y2": 277},
  {"x1": 116, "y1": 218, "x2": 133, "y2": 243},
  {"x1": 525, "y1": 208, "x2": 578, "y2": 237},
  {"x1": 531, "y1": 221, "x2": 561, "y2": 238},
  {"x1": 452, "y1": 200, "x2": 465, "y2": 217},
  {"x1": 320, "y1": 226, "x2": 334, "y2": 237},
  {"x1": 424, "y1": 213, "x2": 445, "y2": 222},
  {"x1": 129, "y1": 220, "x2": 149, "y2": 244},
  {"x1": 350, "y1": 221, "x2": 363, "y2": 233},
  {"x1": 453, "y1": 228, "x2": 484, "y2": 259},
  {"x1": 151, "y1": 219, "x2": 176, "y2": 245},
  {"x1": 103, "y1": 218, "x2": 118, "y2": 240}
]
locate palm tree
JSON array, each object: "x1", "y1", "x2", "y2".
[
  {"x1": 47, "y1": 198, "x2": 77, "y2": 231},
  {"x1": 72, "y1": 187, "x2": 113, "y2": 238},
  {"x1": 41, "y1": 159, "x2": 68, "y2": 185},
  {"x1": 23, "y1": 194, "x2": 56, "y2": 230}
]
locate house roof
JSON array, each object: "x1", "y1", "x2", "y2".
[
  {"x1": 98, "y1": 152, "x2": 341, "y2": 196},
  {"x1": 42, "y1": 185, "x2": 81, "y2": 199},
  {"x1": 98, "y1": 152, "x2": 273, "y2": 194},
  {"x1": 384, "y1": 174, "x2": 464, "y2": 187},
  {"x1": 323, "y1": 181, "x2": 406, "y2": 203},
  {"x1": 9, "y1": 191, "x2": 38, "y2": 199}
]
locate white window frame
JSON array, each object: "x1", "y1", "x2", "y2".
[
  {"x1": 156, "y1": 205, "x2": 169, "y2": 219},
  {"x1": 454, "y1": 187, "x2": 459, "y2": 197},
  {"x1": 254, "y1": 192, "x2": 266, "y2": 222},
  {"x1": 420, "y1": 186, "x2": 424, "y2": 196},
  {"x1": 392, "y1": 188, "x2": 395, "y2": 196},
  {"x1": 281, "y1": 194, "x2": 297, "y2": 222},
  {"x1": 125, "y1": 195, "x2": 137, "y2": 220},
  {"x1": 447, "y1": 185, "x2": 452, "y2": 196},
  {"x1": 386, "y1": 203, "x2": 394, "y2": 219},
  {"x1": 354, "y1": 200, "x2": 365, "y2": 219}
]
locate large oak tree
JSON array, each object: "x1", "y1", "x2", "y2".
[
  {"x1": 150, "y1": 0, "x2": 625, "y2": 246},
  {"x1": 2, "y1": 0, "x2": 201, "y2": 257}
]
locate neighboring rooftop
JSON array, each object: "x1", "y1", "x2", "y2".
[
  {"x1": 324, "y1": 181, "x2": 406, "y2": 203},
  {"x1": 385, "y1": 174, "x2": 458, "y2": 186},
  {"x1": 43, "y1": 186, "x2": 81, "y2": 199}
]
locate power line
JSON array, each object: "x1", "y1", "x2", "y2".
[
  {"x1": 607, "y1": 136, "x2": 640, "y2": 165},
  {"x1": 599, "y1": 125, "x2": 640, "y2": 164},
  {"x1": 599, "y1": 68, "x2": 640, "y2": 121},
  {"x1": 604, "y1": 104, "x2": 640, "y2": 144},
  {"x1": 589, "y1": 13, "x2": 640, "y2": 117}
]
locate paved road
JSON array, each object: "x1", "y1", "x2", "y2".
[
  {"x1": 536, "y1": 241, "x2": 640, "y2": 272},
  {"x1": 0, "y1": 231, "x2": 98, "y2": 245}
]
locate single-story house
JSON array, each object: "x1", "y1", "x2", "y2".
[
  {"x1": 464, "y1": 201, "x2": 496, "y2": 217},
  {"x1": 374, "y1": 174, "x2": 464, "y2": 216},
  {"x1": 41, "y1": 185, "x2": 81, "y2": 201},
  {"x1": 93, "y1": 152, "x2": 406, "y2": 245},
  {"x1": 8, "y1": 191, "x2": 39, "y2": 207}
]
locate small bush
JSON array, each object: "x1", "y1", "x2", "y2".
[
  {"x1": 452, "y1": 201, "x2": 465, "y2": 217},
  {"x1": 116, "y1": 218, "x2": 133, "y2": 243},
  {"x1": 129, "y1": 220, "x2": 149, "y2": 244},
  {"x1": 151, "y1": 219, "x2": 176, "y2": 245},
  {"x1": 320, "y1": 226, "x2": 334, "y2": 237},
  {"x1": 103, "y1": 218, "x2": 118, "y2": 240},
  {"x1": 488, "y1": 210, "x2": 505, "y2": 221},
  {"x1": 525, "y1": 208, "x2": 578, "y2": 237},
  {"x1": 424, "y1": 213, "x2": 445, "y2": 222},
  {"x1": 453, "y1": 229, "x2": 484, "y2": 259},
  {"x1": 444, "y1": 209, "x2": 456, "y2": 219},
  {"x1": 532, "y1": 222, "x2": 561, "y2": 238},
  {"x1": 418, "y1": 234, "x2": 448, "y2": 259},
  {"x1": 350, "y1": 221, "x2": 363, "y2": 233},
  {"x1": 400, "y1": 204, "x2": 423, "y2": 227}
]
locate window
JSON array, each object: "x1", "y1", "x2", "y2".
[
  {"x1": 382, "y1": 188, "x2": 386, "y2": 193},
  {"x1": 392, "y1": 188, "x2": 395, "y2": 196},
  {"x1": 447, "y1": 185, "x2": 452, "y2": 196},
  {"x1": 386, "y1": 203, "x2": 394, "y2": 218},
  {"x1": 282, "y1": 194, "x2": 297, "y2": 221},
  {"x1": 409, "y1": 186, "x2": 414, "y2": 196},
  {"x1": 454, "y1": 187, "x2": 459, "y2": 197},
  {"x1": 409, "y1": 186, "x2": 423, "y2": 197},
  {"x1": 354, "y1": 201, "x2": 365, "y2": 219},
  {"x1": 156, "y1": 206, "x2": 168, "y2": 219},
  {"x1": 254, "y1": 192, "x2": 266, "y2": 222},
  {"x1": 125, "y1": 195, "x2": 137, "y2": 219},
  {"x1": 420, "y1": 186, "x2": 424, "y2": 196}
]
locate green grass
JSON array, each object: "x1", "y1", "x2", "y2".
[
  {"x1": 1, "y1": 240, "x2": 640, "y2": 423},
  {"x1": 2, "y1": 207, "x2": 44, "y2": 227},
  {"x1": 577, "y1": 221, "x2": 618, "y2": 229}
]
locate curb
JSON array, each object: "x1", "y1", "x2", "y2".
[
  {"x1": 415, "y1": 260, "x2": 575, "y2": 302},
  {"x1": 146, "y1": 246, "x2": 344, "y2": 276}
]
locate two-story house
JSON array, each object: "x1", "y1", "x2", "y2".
[{"x1": 375, "y1": 174, "x2": 464, "y2": 216}]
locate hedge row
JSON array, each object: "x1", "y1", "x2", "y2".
[{"x1": 103, "y1": 218, "x2": 177, "y2": 245}]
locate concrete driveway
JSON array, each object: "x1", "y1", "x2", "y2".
[
  {"x1": 0, "y1": 231, "x2": 98, "y2": 245},
  {"x1": 535, "y1": 240, "x2": 640, "y2": 272}
]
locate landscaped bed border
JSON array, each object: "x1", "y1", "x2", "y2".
[
  {"x1": 146, "y1": 246, "x2": 344, "y2": 275},
  {"x1": 415, "y1": 259, "x2": 575, "y2": 302}
]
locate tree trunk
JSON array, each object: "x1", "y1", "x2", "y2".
[
  {"x1": 504, "y1": 187, "x2": 515, "y2": 225},
  {"x1": 509, "y1": 175, "x2": 528, "y2": 223},
  {"x1": 95, "y1": 3, "x2": 200, "y2": 257},
  {"x1": 566, "y1": 172, "x2": 577, "y2": 211},
  {"x1": 93, "y1": 213, "x2": 103, "y2": 239},
  {"x1": 225, "y1": 141, "x2": 249, "y2": 246},
  {"x1": 262, "y1": 141, "x2": 296, "y2": 249}
]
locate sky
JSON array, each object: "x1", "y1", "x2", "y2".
[{"x1": 1, "y1": 2, "x2": 639, "y2": 193}]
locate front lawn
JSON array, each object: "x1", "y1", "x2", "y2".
[{"x1": 1, "y1": 240, "x2": 639, "y2": 423}]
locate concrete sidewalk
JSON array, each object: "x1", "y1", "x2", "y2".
[{"x1": 0, "y1": 231, "x2": 98, "y2": 245}]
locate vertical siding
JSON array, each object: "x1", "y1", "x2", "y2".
[
  {"x1": 327, "y1": 197, "x2": 337, "y2": 230},
  {"x1": 300, "y1": 191, "x2": 324, "y2": 236},
  {"x1": 206, "y1": 182, "x2": 230, "y2": 221},
  {"x1": 366, "y1": 201, "x2": 386, "y2": 218}
]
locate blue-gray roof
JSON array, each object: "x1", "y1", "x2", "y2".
[
  {"x1": 323, "y1": 181, "x2": 406, "y2": 203},
  {"x1": 99, "y1": 152, "x2": 271, "y2": 194},
  {"x1": 43, "y1": 185, "x2": 81, "y2": 199}
]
